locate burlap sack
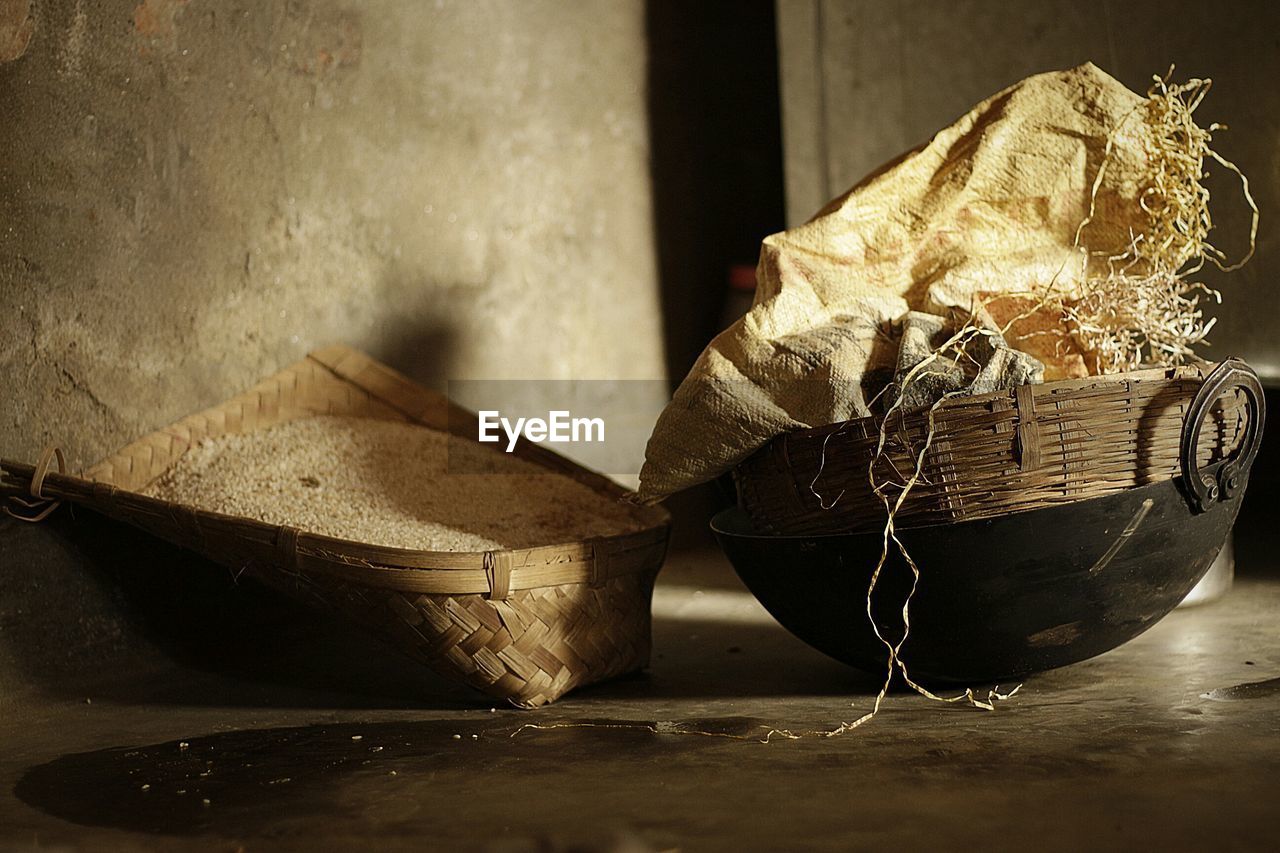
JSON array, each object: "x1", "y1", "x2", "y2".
[{"x1": 638, "y1": 63, "x2": 1154, "y2": 502}]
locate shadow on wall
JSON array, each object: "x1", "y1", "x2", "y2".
[
  {"x1": 370, "y1": 318, "x2": 459, "y2": 393},
  {"x1": 358, "y1": 265, "x2": 464, "y2": 392},
  {"x1": 644, "y1": 0, "x2": 785, "y2": 385},
  {"x1": 1230, "y1": 388, "x2": 1280, "y2": 579},
  {"x1": 644, "y1": 0, "x2": 786, "y2": 549}
]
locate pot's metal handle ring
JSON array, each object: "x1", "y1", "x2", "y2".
[{"x1": 1180, "y1": 359, "x2": 1265, "y2": 513}]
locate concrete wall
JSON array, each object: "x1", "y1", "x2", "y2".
[
  {"x1": 777, "y1": 0, "x2": 1280, "y2": 379},
  {"x1": 1, "y1": 0, "x2": 666, "y2": 467}
]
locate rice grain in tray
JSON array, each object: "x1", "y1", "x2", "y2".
[{"x1": 144, "y1": 415, "x2": 641, "y2": 551}]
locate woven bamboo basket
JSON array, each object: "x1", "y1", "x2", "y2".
[
  {"x1": 734, "y1": 360, "x2": 1255, "y2": 536},
  {"x1": 0, "y1": 346, "x2": 670, "y2": 708}
]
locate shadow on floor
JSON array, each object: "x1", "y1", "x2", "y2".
[
  {"x1": 0, "y1": 511, "x2": 474, "y2": 710},
  {"x1": 1, "y1": 510, "x2": 875, "y2": 710}
]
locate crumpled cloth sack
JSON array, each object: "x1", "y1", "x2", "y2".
[
  {"x1": 886, "y1": 311, "x2": 1043, "y2": 414},
  {"x1": 637, "y1": 63, "x2": 1151, "y2": 502}
]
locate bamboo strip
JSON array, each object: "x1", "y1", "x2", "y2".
[{"x1": 736, "y1": 363, "x2": 1251, "y2": 534}]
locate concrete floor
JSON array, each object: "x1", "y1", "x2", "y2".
[{"x1": 1, "y1": 511, "x2": 1278, "y2": 852}]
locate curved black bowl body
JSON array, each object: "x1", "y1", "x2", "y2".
[{"x1": 713, "y1": 476, "x2": 1244, "y2": 683}]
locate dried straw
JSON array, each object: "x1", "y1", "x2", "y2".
[{"x1": 1011, "y1": 68, "x2": 1259, "y2": 374}]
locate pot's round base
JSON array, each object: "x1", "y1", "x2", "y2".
[{"x1": 713, "y1": 476, "x2": 1243, "y2": 683}]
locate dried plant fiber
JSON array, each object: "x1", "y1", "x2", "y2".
[{"x1": 638, "y1": 63, "x2": 1203, "y2": 502}]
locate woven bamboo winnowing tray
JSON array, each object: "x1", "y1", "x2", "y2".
[
  {"x1": 1, "y1": 346, "x2": 670, "y2": 708},
  {"x1": 734, "y1": 361, "x2": 1252, "y2": 536}
]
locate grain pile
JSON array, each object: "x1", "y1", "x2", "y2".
[{"x1": 143, "y1": 415, "x2": 641, "y2": 551}]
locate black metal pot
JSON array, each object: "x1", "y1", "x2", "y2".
[{"x1": 713, "y1": 360, "x2": 1265, "y2": 683}]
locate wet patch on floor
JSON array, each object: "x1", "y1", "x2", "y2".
[
  {"x1": 16, "y1": 716, "x2": 777, "y2": 837},
  {"x1": 1201, "y1": 676, "x2": 1280, "y2": 701}
]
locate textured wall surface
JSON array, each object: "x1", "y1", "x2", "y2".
[
  {"x1": 1, "y1": 0, "x2": 666, "y2": 467},
  {"x1": 778, "y1": 0, "x2": 1280, "y2": 378}
]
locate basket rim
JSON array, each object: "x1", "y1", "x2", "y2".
[
  {"x1": 776, "y1": 360, "x2": 1217, "y2": 443},
  {"x1": 1, "y1": 345, "x2": 670, "y2": 596},
  {"x1": 730, "y1": 357, "x2": 1257, "y2": 536}
]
